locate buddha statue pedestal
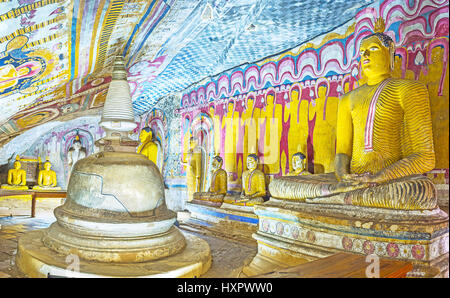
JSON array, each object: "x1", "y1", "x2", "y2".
[
  {"x1": 242, "y1": 176, "x2": 449, "y2": 278},
  {"x1": 0, "y1": 184, "x2": 28, "y2": 190},
  {"x1": 32, "y1": 186, "x2": 61, "y2": 190}
]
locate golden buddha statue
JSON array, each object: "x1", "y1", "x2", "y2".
[
  {"x1": 223, "y1": 154, "x2": 266, "y2": 206},
  {"x1": 32, "y1": 160, "x2": 61, "y2": 190},
  {"x1": 1, "y1": 156, "x2": 28, "y2": 190},
  {"x1": 137, "y1": 127, "x2": 158, "y2": 166},
  {"x1": 193, "y1": 156, "x2": 228, "y2": 204},
  {"x1": 269, "y1": 18, "x2": 437, "y2": 210},
  {"x1": 181, "y1": 137, "x2": 203, "y2": 201},
  {"x1": 287, "y1": 152, "x2": 311, "y2": 176}
]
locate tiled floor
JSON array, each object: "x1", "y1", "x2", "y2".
[{"x1": 0, "y1": 214, "x2": 257, "y2": 278}]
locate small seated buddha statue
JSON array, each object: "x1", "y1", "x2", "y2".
[
  {"x1": 223, "y1": 154, "x2": 267, "y2": 207},
  {"x1": 287, "y1": 152, "x2": 311, "y2": 176},
  {"x1": 1, "y1": 156, "x2": 28, "y2": 190},
  {"x1": 193, "y1": 156, "x2": 228, "y2": 204},
  {"x1": 137, "y1": 127, "x2": 159, "y2": 166},
  {"x1": 32, "y1": 159, "x2": 61, "y2": 190},
  {"x1": 268, "y1": 18, "x2": 437, "y2": 211}
]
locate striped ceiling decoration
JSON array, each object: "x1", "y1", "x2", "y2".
[{"x1": 0, "y1": 0, "x2": 374, "y2": 143}]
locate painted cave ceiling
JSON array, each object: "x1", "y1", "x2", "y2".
[{"x1": 0, "y1": 0, "x2": 375, "y2": 144}]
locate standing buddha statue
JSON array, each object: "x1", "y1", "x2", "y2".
[
  {"x1": 1, "y1": 156, "x2": 28, "y2": 190},
  {"x1": 269, "y1": 18, "x2": 436, "y2": 210},
  {"x1": 181, "y1": 137, "x2": 203, "y2": 201}
]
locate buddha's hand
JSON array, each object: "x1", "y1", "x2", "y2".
[
  {"x1": 333, "y1": 179, "x2": 370, "y2": 193},
  {"x1": 349, "y1": 172, "x2": 382, "y2": 185}
]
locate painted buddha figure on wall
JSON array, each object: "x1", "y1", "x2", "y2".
[
  {"x1": 287, "y1": 152, "x2": 311, "y2": 176},
  {"x1": 137, "y1": 127, "x2": 158, "y2": 166},
  {"x1": 193, "y1": 155, "x2": 228, "y2": 205},
  {"x1": 269, "y1": 18, "x2": 437, "y2": 210},
  {"x1": 224, "y1": 154, "x2": 267, "y2": 207},
  {"x1": 33, "y1": 160, "x2": 61, "y2": 190},
  {"x1": 1, "y1": 156, "x2": 28, "y2": 190}
]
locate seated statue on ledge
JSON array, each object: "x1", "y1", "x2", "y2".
[
  {"x1": 193, "y1": 156, "x2": 228, "y2": 204},
  {"x1": 1, "y1": 156, "x2": 28, "y2": 190},
  {"x1": 287, "y1": 152, "x2": 311, "y2": 176},
  {"x1": 33, "y1": 159, "x2": 61, "y2": 190},
  {"x1": 269, "y1": 18, "x2": 437, "y2": 211},
  {"x1": 223, "y1": 154, "x2": 267, "y2": 207}
]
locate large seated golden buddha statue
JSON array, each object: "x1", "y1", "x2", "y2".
[
  {"x1": 192, "y1": 156, "x2": 228, "y2": 206},
  {"x1": 1, "y1": 156, "x2": 28, "y2": 190},
  {"x1": 269, "y1": 18, "x2": 436, "y2": 211},
  {"x1": 223, "y1": 154, "x2": 267, "y2": 207}
]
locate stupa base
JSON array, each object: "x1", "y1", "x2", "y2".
[{"x1": 16, "y1": 229, "x2": 211, "y2": 278}]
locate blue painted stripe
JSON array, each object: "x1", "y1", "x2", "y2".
[
  {"x1": 189, "y1": 204, "x2": 258, "y2": 225},
  {"x1": 69, "y1": 0, "x2": 80, "y2": 80},
  {"x1": 131, "y1": 4, "x2": 171, "y2": 65}
]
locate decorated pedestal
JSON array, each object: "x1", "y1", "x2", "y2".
[{"x1": 242, "y1": 199, "x2": 449, "y2": 278}]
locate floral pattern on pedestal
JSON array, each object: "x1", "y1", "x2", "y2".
[
  {"x1": 363, "y1": 240, "x2": 374, "y2": 255},
  {"x1": 291, "y1": 227, "x2": 299, "y2": 240},
  {"x1": 276, "y1": 222, "x2": 284, "y2": 236},
  {"x1": 342, "y1": 236, "x2": 353, "y2": 251},
  {"x1": 306, "y1": 231, "x2": 316, "y2": 243},
  {"x1": 412, "y1": 245, "x2": 425, "y2": 260}
]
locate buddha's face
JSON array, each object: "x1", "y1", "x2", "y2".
[
  {"x1": 44, "y1": 162, "x2": 51, "y2": 170},
  {"x1": 14, "y1": 161, "x2": 21, "y2": 169},
  {"x1": 292, "y1": 155, "x2": 305, "y2": 171},
  {"x1": 360, "y1": 35, "x2": 391, "y2": 79},
  {"x1": 212, "y1": 158, "x2": 222, "y2": 170},
  {"x1": 247, "y1": 156, "x2": 257, "y2": 171}
]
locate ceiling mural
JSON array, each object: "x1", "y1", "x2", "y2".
[{"x1": 0, "y1": 0, "x2": 379, "y2": 146}]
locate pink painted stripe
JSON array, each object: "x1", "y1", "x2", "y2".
[{"x1": 364, "y1": 79, "x2": 391, "y2": 152}]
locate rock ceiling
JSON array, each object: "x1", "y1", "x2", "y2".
[{"x1": 0, "y1": 0, "x2": 374, "y2": 145}]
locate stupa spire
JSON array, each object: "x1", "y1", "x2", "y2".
[{"x1": 99, "y1": 56, "x2": 137, "y2": 133}]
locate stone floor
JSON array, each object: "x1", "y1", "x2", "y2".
[{"x1": 0, "y1": 213, "x2": 258, "y2": 278}]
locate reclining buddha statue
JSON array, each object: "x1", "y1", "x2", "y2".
[
  {"x1": 269, "y1": 18, "x2": 437, "y2": 211},
  {"x1": 193, "y1": 155, "x2": 228, "y2": 205},
  {"x1": 223, "y1": 154, "x2": 267, "y2": 207}
]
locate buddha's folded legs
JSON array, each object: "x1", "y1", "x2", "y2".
[{"x1": 270, "y1": 174, "x2": 437, "y2": 211}]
